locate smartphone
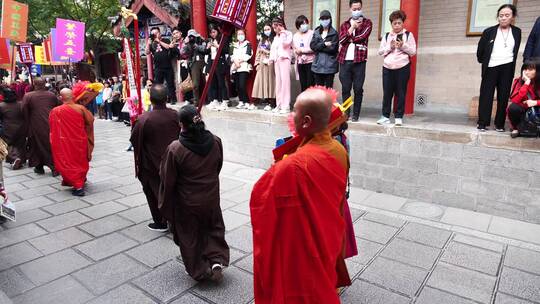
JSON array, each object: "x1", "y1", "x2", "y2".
[{"x1": 396, "y1": 33, "x2": 403, "y2": 42}]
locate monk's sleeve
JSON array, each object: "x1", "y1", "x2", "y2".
[
  {"x1": 81, "y1": 107, "x2": 94, "y2": 160},
  {"x1": 216, "y1": 137, "x2": 223, "y2": 174},
  {"x1": 158, "y1": 145, "x2": 178, "y2": 222}
]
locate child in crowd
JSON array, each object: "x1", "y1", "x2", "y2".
[
  {"x1": 231, "y1": 28, "x2": 253, "y2": 110},
  {"x1": 252, "y1": 23, "x2": 276, "y2": 111}
]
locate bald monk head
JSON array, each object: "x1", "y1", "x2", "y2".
[
  {"x1": 59, "y1": 88, "x2": 74, "y2": 104},
  {"x1": 292, "y1": 87, "x2": 333, "y2": 137}
]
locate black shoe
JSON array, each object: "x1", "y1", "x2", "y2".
[
  {"x1": 72, "y1": 188, "x2": 85, "y2": 196},
  {"x1": 208, "y1": 264, "x2": 224, "y2": 282},
  {"x1": 477, "y1": 125, "x2": 486, "y2": 132},
  {"x1": 34, "y1": 166, "x2": 45, "y2": 174},
  {"x1": 147, "y1": 222, "x2": 168, "y2": 232}
]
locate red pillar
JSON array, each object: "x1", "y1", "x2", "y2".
[
  {"x1": 191, "y1": 0, "x2": 208, "y2": 38},
  {"x1": 401, "y1": 0, "x2": 420, "y2": 115},
  {"x1": 245, "y1": 1, "x2": 258, "y2": 102}
]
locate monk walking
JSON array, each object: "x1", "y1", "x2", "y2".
[
  {"x1": 0, "y1": 87, "x2": 26, "y2": 170},
  {"x1": 159, "y1": 104, "x2": 229, "y2": 282},
  {"x1": 49, "y1": 88, "x2": 94, "y2": 196},
  {"x1": 250, "y1": 87, "x2": 350, "y2": 303},
  {"x1": 130, "y1": 84, "x2": 180, "y2": 232},
  {"x1": 22, "y1": 78, "x2": 60, "y2": 175}
]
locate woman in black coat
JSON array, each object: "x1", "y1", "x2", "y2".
[{"x1": 476, "y1": 4, "x2": 521, "y2": 132}]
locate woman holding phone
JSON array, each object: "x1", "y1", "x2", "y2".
[{"x1": 377, "y1": 10, "x2": 416, "y2": 126}]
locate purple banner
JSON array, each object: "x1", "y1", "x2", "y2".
[{"x1": 55, "y1": 18, "x2": 85, "y2": 62}]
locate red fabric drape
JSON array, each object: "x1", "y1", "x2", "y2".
[{"x1": 49, "y1": 105, "x2": 89, "y2": 189}]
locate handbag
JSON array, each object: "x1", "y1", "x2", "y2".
[
  {"x1": 0, "y1": 138, "x2": 8, "y2": 161},
  {"x1": 180, "y1": 75, "x2": 193, "y2": 93}
]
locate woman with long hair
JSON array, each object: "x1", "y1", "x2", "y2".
[
  {"x1": 205, "y1": 24, "x2": 231, "y2": 110},
  {"x1": 159, "y1": 104, "x2": 229, "y2": 282},
  {"x1": 252, "y1": 22, "x2": 276, "y2": 111}
]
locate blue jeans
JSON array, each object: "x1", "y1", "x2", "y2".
[{"x1": 105, "y1": 103, "x2": 113, "y2": 120}]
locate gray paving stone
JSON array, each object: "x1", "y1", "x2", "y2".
[
  {"x1": 488, "y1": 216, "x2": 540, "y2": 245},
  {"x1": 349, "y1": 207, "x2": 365, "y2": 223},
  {"x1": 222, "y1": 210, "x2": 251, "y2": 231},
  {"x1": 235, "y1": 253, "x2": 253, "y2": 273},
  {"x1": 126, "y1": 237, "x2": 178, "y2": 267},
  {"x1": 36, "y1": 211, "x2": 92, "y2": 232},
  {"x1": 120, "y1": 221, "x2": 163, "y2": 243},
  {"x1": 12, "y1": 275, "x2": 94, "y2": 304},
  {"x1": 363, "y1": 212, "x2": 406, "y2": 227},
  {"x1": 495, "y1": 293, "x2": 535, "y2": 304},
  {"x1": 78, "y1": 215, "x2": 134, "y2": 237},
  {"x1": 349, "y1": 237, "x2": 384, "y2": 265},
  {"x1": 453, "y1": 234, "x2": 504, "y2": 253},
  {"x1": 381, "y1": 238, "x2": 440, "y2": 269},
  {"x1": 504, "y1": 246, "x2": 540, "y2": 275},
  {"x1": 42, "y1": 199, "x2": 91, "y2": 215},
  {"x1": 220, "y1": 199, "x2": 238, "y2": 210},
  {"x1": 18, "y1": 249, "x2": 91, "y2": 285},
  {"x1": 115, "y1": 193, "x2": 147, "y2": 208},
  {"x1": 441, "y1": 242, "x2": 502, "y2": 275},
  {"x1": 427, "y1": 262, "x2": 497, "y2": 303},
  {"x1": 76, "y1": 232, "x2": 138, "y2": 261},
  {"x1": 498, "y1": 267, "x2": 540, "y2": 303},
  {"x1": 28, "y1": 227, "x2": 92, "y2": 255},
  {"x1": 22, "y1": 176, "x2": 59, "y2": 188},
  {"x1": 79, "y1": 201, "x2": 128, "y2": 219},
  {"x1": 0, "y1": 224, "x2": 47, "y2": 248},
  {"x1": 193, "y1": 266, "x2": 253, "y2": 304},
  {"x1": 45, "y1": 190, "x2": 78, "y2": 203},
  {"x1": 132, "y1": 260, "x2": 197, "y2": 302},
  {"x1": 14, "y1": 185, "x2": 58, "y2": 200},
  {"x1": 115, "y1": 183, "x2": 143, "y2": 196},
  {"x1": 170, "y1": 293, "x2": 209, "y2": 304},
  {"x1": 345, "y1": 260, "x2": 364, "y2": 278},
  {"x1": 229, "y1": 247, "x2": 247, "y2": 264},
  {"x1": 416, "y1": 287, "x2": 477, "y2": 304},
  {"x1": 220, "y1": 186, "x2": 251, "y2": 204},
  {"x1": 82, "y1": 190, "x2": 125, "y2": 205},
  {"x1": 360, "y1": 192, "x2": 407, "y2": 211},
  {"x1": 440, "y1": 207, "x2": 492, "y2": 231},
  {"x1": 87, "y1": 284, "x2": 157, "y2": 304},
  {"x1": 340, "y1": 279, "x2": 409, "y2": 304},
  {"x1": 354, "y1": 219, "x2": 399, "y2": 244},
  {"x1": 230, "y1": 202, "x2": 250, "y2": 216},
  {"x1": 72, "y1": 254, "x2": 149, "y2": 295},
  {"x1": 117, "y1": 205, "x2": 151, "y2": 223},
  {"x1": 225, "y1": 225, "x2": 253, "y2": 252},
  {"x1": 13, "y1": 196, "x2": 56, "y2": 212},
  {"x1": 1, "y1": 209, "x2": 51, "y2": 229},
  {"x1": 360, "y1": 257, "x2": 427, "y2": 296},
  {"x1": 0, "y1": 268, "x2": 35, "y2": 297},
  {"x1": 398, "y1": 222, "x2": 452, "y2": 248},
  {"x1": 220, "y1": 177, "x2": 245, "y2": 193}
]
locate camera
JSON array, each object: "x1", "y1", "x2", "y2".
[{"x1": 149, "y1": 33, "x2": 156, "y2": 40}]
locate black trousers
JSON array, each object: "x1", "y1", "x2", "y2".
[
  {"x1": 298, "y1": 63, "x2": 313, "y2": 92},
  {"x1": 154, "y1": 68, "x2": 177, "y2": 103},
  {"x1": 478, "y1": 62, "x2": 514, "y2": 128},
  {"x1": 507, "y1": 103, "x2": 526, "y2": 129},
  {"x1": 139, "y1": 172, "x2": 165, "y2": 225},
  {"x1": 234, "y1": 72, "x2": 249, "y2": 103},
  {"x1": 339, "y1": 61, "x2": 366, "y2": 118},
  {"x1": 382, "y1": 64, "x2": 411, "y2": 119},
  {"x1": 313, "y1": 73, "x2": 334, "y2": 89},
  {"x1": 209, "y1": 70, "x2": 229, "y2": 102}
]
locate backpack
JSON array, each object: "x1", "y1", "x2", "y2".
[{"x1": 518, "y1": 91, "x2": 540, "y2": 137}]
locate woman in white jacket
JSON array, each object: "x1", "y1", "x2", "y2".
[{"x1": 231, "y1": 29, "x2": 253, "y2": 110}]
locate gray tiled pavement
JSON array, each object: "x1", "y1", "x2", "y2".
[{"x1": 0, "y1": 120, "x2": 539, "y2": 303}]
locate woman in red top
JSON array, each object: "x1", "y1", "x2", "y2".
[{"x1": 507, "y1": 62, "x2": 540, "y2": 138}]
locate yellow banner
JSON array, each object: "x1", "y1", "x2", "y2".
[{"x1": 34, "y1": 45, "x2": 49, "y2": 64}]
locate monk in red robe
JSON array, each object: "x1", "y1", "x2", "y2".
[
  {"x1": 49, "y1": 88, "x2": 94, "y2": 196},
  {"x1": 250, "y1": 88, "x2": 350, "y2": 304}
]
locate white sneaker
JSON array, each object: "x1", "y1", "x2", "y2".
[
  {"x1": 219, "y1": 101, "x2": 229, "y2": 111},
  {"x1": 236, "y1": 102, "x2": 245, "y2": 109},
  {"x1": 272, "y1": 107, "x2": 280, "y2": 113},
  {"x1": 376, "y1": 116, "x2": 391, "y2": 125},
  {"x1": 248, "y1": 104, "x2": 256, "y2": 110},
  {"x1": 394, "y1": 118, "x2": 403, "y2": 126},
  {"x1": 279, "y1": 108, "x2": 290, "y2": 114},
  {"x1": 207, "y1": 100, "x2": 219, "y2": 110},
  {"x1": 264, "y1": 105, "x2": 272, "y2": 111}
]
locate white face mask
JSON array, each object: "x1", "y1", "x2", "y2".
[
  {"x1": 352, "y1": 10, "x2": 363, "y2": 20},
  {"x1": 264, "y1": 30, "x2": 272, "y2": 37},
  {"x1": 237, "y1": 35, "x2": 245, "y2": 42},
  {"x1": 320, "y1": 19, "x2": 331, "y2": 28},
  {"x1": 300, "y1": 24, "x2": 309, "y2": 33}
]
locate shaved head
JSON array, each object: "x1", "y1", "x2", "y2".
[
  {"x1": 59, "y1": 88, "x2": 73, "y2": 104},
  {"x1": 293, "y1": 88, "x2": 332, "y2": 136}
]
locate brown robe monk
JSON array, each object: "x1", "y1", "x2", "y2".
[
  {"x1": 0, "y1": 98, "x2": 27, "y2": 166},
  {"x1": 130, "y1": 103, "x2": 180, "y2": 226},
  {"x1": 159, "y1": 126, "x2": 229, "y2": 281},
  {"x1": 21, "y1": 86, "x2": 60, "y2": 170}
]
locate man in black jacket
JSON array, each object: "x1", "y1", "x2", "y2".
[
  {"x1": 145, "y1": 27, "x2": 177, "y2": 104},
  {"x1": 524, "y1": 17, "x2": 540, "y2": 62}
]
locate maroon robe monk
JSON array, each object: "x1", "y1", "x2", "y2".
[
  {"x1": 21, "y1": 78, "x2": 60, "y2": 174},
  {"x1": 49, "y1": 88, "x2": 94, "y2": 196},
  {"x1": 130, "y1": 84, "x2": 180, "y2": 231},
  {"x1": 0, "y1": 88, "x2": 26, "y2": 169},
  {"x1": 250, "y1": 88, "x2": 350, "y2": 303},
  {"x1": 159, "y1": 105, "x2": 229, "y2": 282}
]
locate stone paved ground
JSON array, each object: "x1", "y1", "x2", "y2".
[{"x1": 0, "y1": 120, "x2": 540, "y2": 304}]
